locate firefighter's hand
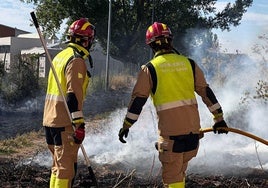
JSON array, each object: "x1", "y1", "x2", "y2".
[
  {"x1": 73, "y1": 123, "x2": 85, "y2": 144},
  {"x1": 118, "y1": 128, "x2": 129, "y2": 143},
  {"x1": 213, "y1": 120, "x2": 228, "y2": 134}
]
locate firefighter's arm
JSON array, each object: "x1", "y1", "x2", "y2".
[
  {"x1": 65, "y1": 58, "x2": 86, "y2": 124},
  {"x1": 66, "y1": 92, "x2": 84, "y2": 124},
  {"x1": 194, "y1": 62, "x2": 228, "y2": 134},
  {"x1": 66, "y1": 58, "x2": 87, "y2": 143},
  {"x1": 66, "y1": 92, "x2": 85, "y2": 144},
  {"x1": 118, "y1": 95, "x2": 148, "y2": 143},
  {"x1": 119, "y1": 66, "x2": 151, "y2": 143}
]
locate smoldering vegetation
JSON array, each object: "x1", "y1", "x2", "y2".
[{"x1": 1, "y1": 29, "x2": 268, "y2": 187}]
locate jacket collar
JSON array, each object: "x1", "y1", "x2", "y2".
[
  {"x1": 68, "y1": 43, "x2": 89, "y2": 59},
  {"x1": 154, "y1": 49, "x2": 175, "y2": 58}
]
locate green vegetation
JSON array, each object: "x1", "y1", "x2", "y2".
[
  {"x1": 0, "y1": 60, "x2": 4, "y2": 77},
  {"x1": 0, "y1": 2, "x2": 265, "y2": 142},
  {"x1": 0, "y1": 54, "x2": 45, "y2": 105},
  {"x1": 21, "y1": 0, "x2": 253, "y2": 64},
  {"x1": 0, "y1": 60, "x2": 5, "y2": 91},
  {"x1": 0, "y1": 130, "x2": 44, "y2": 156},
  {"x1": 241, "y1": 34, "x2": 268, "y2": 104}
]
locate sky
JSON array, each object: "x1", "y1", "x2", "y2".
[
  {"x1": 1, "y1": 0, "x2": 268, "y2": 56},
  {"x1": 213, "y1": 0, "x2": 268, "y2": 55}
]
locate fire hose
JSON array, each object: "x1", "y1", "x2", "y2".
[
  {"x1": 200, "y1": 127, "x2": 268, "y2": 146},
  {"x1": 30, "y1": 12, "x2": 98, "y2": 187}
]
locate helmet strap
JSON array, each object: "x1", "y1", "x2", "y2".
[
  {"x1": 69, "y1": 36, "x2": 93, "y2": 50},
  {"x1": 150, "y1": 38, "x2": 173, "y2": 52},
  {"x1": 172, "y1": 47, "x2": 181, "y2": 55}
]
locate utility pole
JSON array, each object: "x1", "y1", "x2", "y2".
[
  {"x1": 105, "y1": 0, "x2": 112, "y2": 91},
  {"x1": 149, "y1": 0, "x2": 155, "y2": 59}
]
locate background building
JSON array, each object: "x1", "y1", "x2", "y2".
[
  {"x1": 0, "y1": 33, "x2": 42, "y2": 71},
  {"x1": 0, "y1": 24, "x2": 29, "y2": 38},
  {"x1": 0, "y1": 24, "x2": 124, "y2": 79},
  {"x1": 0, "y1": 24, "x2": 61, "y2": 76}
]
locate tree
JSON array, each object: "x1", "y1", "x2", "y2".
[
  {"x1": 241, "y1": 34, "x2": 268, "y2": 103},
  {"x1": 21, "y1": 0, "x2": 253, "y2": 64},
  {"x1": 0, "y1": 60, "x2": 5, "y2": 77},
  {"x1": 0, "y1": 60, "x2": 5, "y2": 93},
  {"x1": 0, "y1": 55, "x2": 40, "y2": 104}
]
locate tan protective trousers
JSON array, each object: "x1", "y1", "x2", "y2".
[
  {"x1": 45, "y1": 126, "x2": 80, "y2": 188},
  {"x1": 158, "y1": 135, "x2": 199, "y2": 187}
]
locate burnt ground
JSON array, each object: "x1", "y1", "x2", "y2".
[
  {"x1": 1, "y1": 157, "x2": 267, "y2": 188},
  {"x1": 1, "y1": 87, "x2": 268, "y2": 187}
]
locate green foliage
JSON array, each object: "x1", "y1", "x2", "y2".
[
  {"x1": 212, "y1": 0, "x2": 253, "y2": 30},
  {"x1": 88, "y1": 75, "x2": 106, "y2": 94},
  {"x1": 0, "y1": 61, "x2": 5, "y2": 90},
  {"x1": 244, "y1": 34, "x2": 268, "y2": 103},
  {"x1": 0, "y1": 60, "x2": 5, "y2": 77},
  {"x1": 21, "y1": 0, "x2": 253, "y2": 64},
  {"x1": 252, "y1": 34, "x2": 268, "y2": 75},
  {"x1": 0, "y1": 130, "x2": 43, "y2": 155},
  {"x1": 251, "y1": 36, "x2": 268, "y2": 101},
  {"x1": 0, "y1": 136, "x2": 30, "y2": 155},
  {"x1": 0, "y1": 55, "x2": 40, "y2": 104},
  {"x1": 241, "y1": 80, "x2": 268, "y2": 104},
  {"x1": 254, "y1": 80, "x2": 268, "y2": 102}
]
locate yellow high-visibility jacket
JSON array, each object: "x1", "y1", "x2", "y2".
[
  {"x1": 43, "y1": 43, "x2": 90, "y2": 127},
  {"x1": 150, "y1": 53, "x2": 196, "y2": 111},
  {"x1": 125, "y1": 50, "x2": 222, "y2": 136}
]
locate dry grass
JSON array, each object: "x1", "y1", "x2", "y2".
[
  {"x1": 0, "y1": 129, "x2": 46, "y2": 158},
  {"x1": 109, "y1": 75, "x2": 135, "y2": 90}
]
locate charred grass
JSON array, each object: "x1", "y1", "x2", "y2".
[
  {"x1": 0, "y1": 126, "x2": 267, "y2": 188},
  {"x1": 1, "y1": 79, "x2": 268, "y2": 187}
]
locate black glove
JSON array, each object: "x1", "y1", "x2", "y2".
[
  {"x1": 118, "y1": 128, "x2": 129, "y2": 143},
  {"x1": 73, "y1": 123, "x2": 85, "y2": 144},
  {"x1": 213, "y1": 120, "x2": 228, "y2": 134}
]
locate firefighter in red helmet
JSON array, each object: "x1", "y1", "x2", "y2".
[
  {"x1": 118, "y1": 22, "x2": 228, "y2": 188},
  {"x1": 43, "y1": 18, "x2": 95, "y2": 188}
]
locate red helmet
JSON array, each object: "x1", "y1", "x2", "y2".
[
  {"x1": 146, "y1": 22, "x2": 172, "y2": 45},
  {"x1": 68, "y1": 18, "x2": 95, "y2": 42}
]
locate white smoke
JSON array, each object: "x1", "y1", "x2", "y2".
[
  {"x1": 80, "y1": 82, "x2": 268, "y2": 176},
  {"x1": 186, "y1": 31, "x2": 268, "y2": 174},
  {"x1": 81, "y1": 35, "x2": 268, "y2": 175},
  {"x1": 81, "y1": 58, "x2": 268, "y2": 175},
  {"x1": 82, "y1": 100, "x2": 161, "y2": 173},
  {"x1": 29, "y1": 100, "x2": 162, "y2": 173},
  {"x1": 31, "y1": 56, "x2": 268, "y2": 176},
  {"x1": 30, "y1": 30, "x2": 268, "y2": 177}
]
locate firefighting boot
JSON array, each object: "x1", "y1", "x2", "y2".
[
  {"x1": 167, "y1": 179, "x2": 185, "y2": 188},
  {"x1": 54, "y1": 178, "x2": 70, "y2": 188},
  {"x1": 49, "y1": 173, "x2": 56, "y2": 188}
]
